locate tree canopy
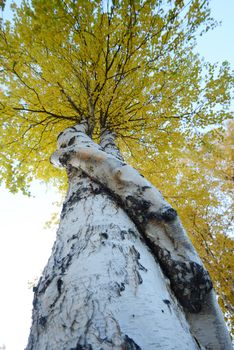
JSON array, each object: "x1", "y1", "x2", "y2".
[
  {"x1": 0, "y1": 0, "x2": 233, "y2": 333},
  {"x1": 0, "y1": 0, "x2": 232, "y2": 189}
]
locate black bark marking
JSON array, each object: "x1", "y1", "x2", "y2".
[
  {"x1": 120, "y1": 230, "x2": 127, "y2": 239},
  {"x1": 60, "y1": 253, "x2": 73, "y2": 274},
  {"x1": 100, "y1": 232, "x2": 108, "y2": 240},
  {"x1": 157, "y1": 246, "x2": 213, "y2": 313},
  {"x1": 142, "y1": 185, "x2": 151, "y2": 191},
  {"x1": 124, "y1": 196, "x2": 177, "y2": 230},
  {"x1": 67, "y1": 234, "x2": 79, "y2": 243},
  {"x1": 49, "y1": 278, "x2": 64, "y2": 308},
  {"x1": 57, "y1": 131, "x2": 64, "y2": 140},
  {"x1": 123, "y1": 335, "x2": 142, "y2": 350},
  {"x1": 68, "y1": 136, "x2": 76, "y2": 146},
  {"x1": 148, "y1": 206, "x2": 177, "y2": 223},
  {"x1": 193, "y1": 336, "x2": 203, "y2": 349},
  {"x1": 92, "y1": 186, "x2": 103, "y2": 195},
  {"x1": 136, "y1": 270, "x2": 143, "y2": 284},
  {"x1": 120, "y1": 282, "x2": 125, "y2": 292},
  {"x1": 38, "y1": 316, "x2": 47, "y2": 328},
  {"x1": 58, "y1": 126, "x2": 77, "y2": 142},
  {"x1": 32, "y1": 294, "x2": 38, "y2": 309},
  {"x1": 61, "y1": 182, "x2": 104, "y2": 219},
  {"x1": 126, "y1": 195, "x2": 151, "y2": 225},
  {"x1": 130, "y1": 245, "x2": 140, "y2": 259},
  {"x1": 36, "y1": 275, "x2": 54, "y2": 295},
  {"x1": 70, "y1": 345, "x2": 92, "y2": 350},
  {"x1": 59, "y1": 152, "x2": 72, "y2": 166},
  {"x1": 115, "y1": 282, "x2": 126, "y2": 296},
  {"x1": 130, "y1": 245, "x2": 148, "y2": 277},
  {"x1": 160, "y1": 207, "x2": 177, "y2": 222},
  {"x1": 138, "y1": 262, "x2": 147, "y2": 272},
  {"x1": 163, "y1": 299, "x2": 172, "y2": 313},
  {"x1": 128, "y1": 228, "x2": 138, "y2": 238},
  {"x1": 57, "y1": 278, "x2": 63, "y2": 294}
]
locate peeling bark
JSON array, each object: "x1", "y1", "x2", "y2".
[{"x1": 27, "y1": 123, "x2": 232, "y2": 350}]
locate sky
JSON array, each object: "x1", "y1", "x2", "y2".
[{"x1": 0, "y1": 0, "x2": 233, "y2": 349}]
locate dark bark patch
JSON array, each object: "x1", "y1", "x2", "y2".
[
  {"x1": 142, "y1": 185, "x2": 151, "y2": 191},
  {"x1": 159, "y1": 207, "x2": 177, "y2": 222},
  {"x1": 67, "y1": 234, "x2": 79, "y2": 243},
  {"x1": 57, "y1": 278, "x2": 63, "y2": 294},
  {"x1": 37, "y1": 275, "x2": 53, "y2": 295},
  {"x1": 125, "y1": 195, "x2": 151, "y2": 226},
  {"x1": 92, "y1": 186, "x2": 103, "y2": 195},
  {"x1": 138, "y1": 262, "x2": 147, "y2": 272},
  {"x1": 76, "y1": 129, "x2": 86, "y2": 134},
  {"x1": 60, "y1": 253, "x2": 73, "y2": 274},
  {"x1": 116, "y1": 282, "x2": 125, "y2": 295},
  {"x1": 120, "y1": 282, "x2": 125, "y2": 292},
  {"x1": 32, "y1": 294, "x2": 38, "y2": 308},
  {"x1": 130, "y1": 245, "x2": 147, "y2": 273},
  {"x1": 61, "y1": 183, "x2": 104, "y2": 219},
  {"x1": 163, "y1": 299, "x2": 172, "y2": 313},
  {"x1": 148, "y1": 207, "x2": 177, "y2": 223},
  {"x1": 136, "y1": 271, "x2": 143, "y2": 284},
  {"x1": 120, "y1": 230, "x2": 127, "y2": 239},
  {"x1": 59, "y1": 152, "x2": 72, "y2": 166},
  {"x1": 171, "y1": 261, "x2": 213, "y2": 313},
  {"x1": 68, "y1": 136, "x2": 76, "y2": 146},
  {"x1": 100, "y1": 232, "x2": 108, "y2": 240},
  {"x1": 123, "y1": 335, "x2": 142, "y2": 350},
  {"x1": 193, "y1": 336, "x2": 203, "y2": 349},
  {"x1": 61, "y1": 188, "x2": 89, "y2": 218},
  {"x1": 70, "y1": 344, "x2": 92, "y2": 350},
  {"x1": 130, "y1": 245, "x2": 140, "y2": 259},
  {"x1": 126, "y1": 196, "x2": 151, "y2": 212},
  {"x1": 156, "y1": 246, "x2": 213, "y2": 313},
  {"x1": 38, "y1": 316, "x2": 47, "y2": 327},
  {"x1": 128, "y1": 228, "x2": 138, "y2": 238}
]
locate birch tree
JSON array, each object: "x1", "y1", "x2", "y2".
[{"x1": 0, "y1": 0, "x2": 233, "y2": 349}]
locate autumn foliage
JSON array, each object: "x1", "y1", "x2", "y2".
[{"x1": 0, "y1": 0, "x2": 233, "y2": 333}]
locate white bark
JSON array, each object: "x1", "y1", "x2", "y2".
[{"x1": 26, "y1": 123, "x2": 232, "y2": 350}]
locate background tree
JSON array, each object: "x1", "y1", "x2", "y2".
[{"x1": 0, "y1": 0, "x2": 233, "y2": 348}]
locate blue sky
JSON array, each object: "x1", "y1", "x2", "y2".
[
  {"x1": 196, "y1": 0, "x2": 234, "y2": 64},
  {"x1": 0, "y1": 1, "x2": 233, "y2": 349}
]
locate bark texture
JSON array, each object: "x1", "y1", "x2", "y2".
[{"x1": 26, "y1": 123, "x2": 232, "y2": 350}]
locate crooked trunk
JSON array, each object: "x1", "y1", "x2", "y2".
[{"x1": 26, "y1": 123, "x2": 232, "y2": 350}]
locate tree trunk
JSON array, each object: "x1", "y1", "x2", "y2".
[{"x1": 26, "y1": 123, "x2": 232, "y2": 350}]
